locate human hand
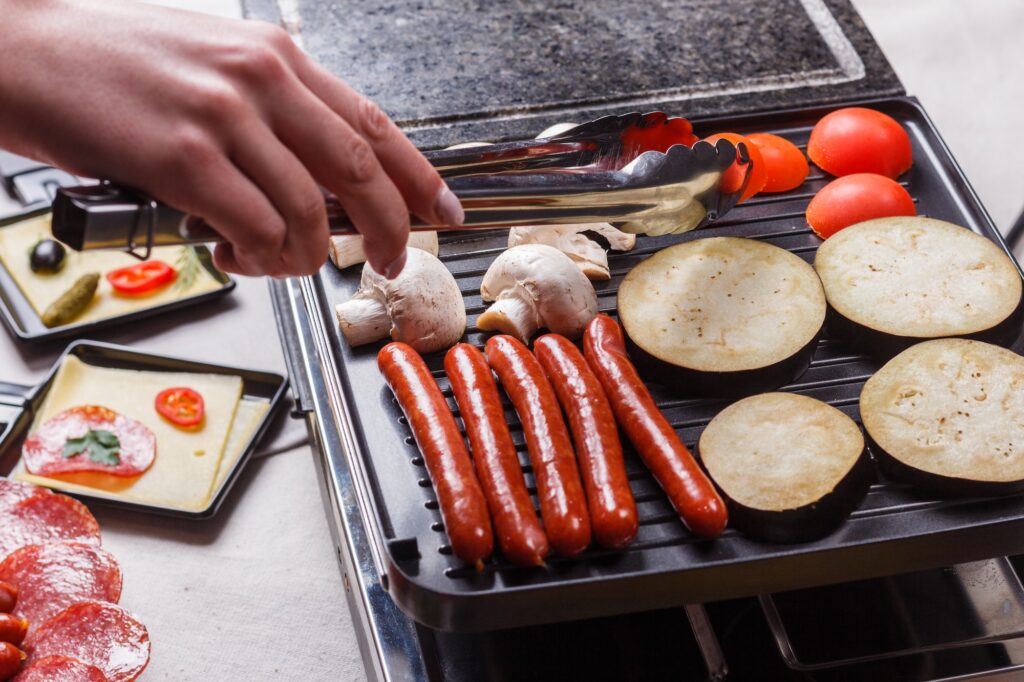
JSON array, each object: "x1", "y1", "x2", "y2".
[{"x1": 0, "y1": 0, "x2": 461, "y2": 277}]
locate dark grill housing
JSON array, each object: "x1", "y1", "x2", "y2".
[{"x1": 315, "y1": 96, "x2": 1024, "y2": 632}]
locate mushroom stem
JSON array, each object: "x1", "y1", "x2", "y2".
[
  {"x1": 476, "y1": 294, "x2": 540, "y2": 343},
  {"x1": 335, "y1": 295, "x2": 392, "y2": 346}
]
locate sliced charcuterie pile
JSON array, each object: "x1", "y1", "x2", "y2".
[
  {"x1": 0, "y1": 490, "x2": 101, "y2": 561},
  {"x1": 13, "y1": 655, "x2": 108, "y2": 681},
  {"x1": 0, "y1": 543, "x2": 122, "y2": 630},
  {"x1": 22, "y1": 406, "x2": 156, "y2": 478},
  {"x1": 0, "y1": 481, "x2": 47, "y2": 511},
  {"x1": 23, "y1": 602, "x2": 149, "y2": 682}
]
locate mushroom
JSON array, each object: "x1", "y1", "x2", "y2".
[
  {"x1": 334, "y1": 247, "x2": 465, "y2": 353},
  {"x1": 328, "y1": 232, "x2": 439, "y2": 270},
  {"x1": 477, "y1": 244, "x2": 598, "y2": 342},
  {"x1": 507, "y1": 223, "x2": 636, "y2": 280}
]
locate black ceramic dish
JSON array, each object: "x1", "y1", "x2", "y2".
[
  {"x1": 0, "y1": 340, "x2": 289, "y2": 519},
  {"x1": 0, "y1": 207, "x2": 235, "y2": 342}
]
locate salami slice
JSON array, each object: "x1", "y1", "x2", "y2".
[
  {"x1": 13, "y1": 655, "x2": 108, "y2": 682},
  {"x1": 22, "y1": 406, "x2": 156, "y2": 478},
  {"x1": 0, "y1": 494, "x2": 101, "y2": 562},
  {"x1": 0, "y1": 479, "x2": 48, "y2": 511},
  {"x1": 0, "y1": 543, "x2": 121, "y2": 629},
  {"x1": 24, "y1": 602, "x2": 148, "y2": 682}
]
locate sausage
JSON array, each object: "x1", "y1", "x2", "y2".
[
  {"x1": 0, "y1": 583, "x2": 14, "y2": 615},
  {"x1": 0, "y1": 641, "x2": 22, "y2": 681},
  {"x1": 535, "y1": 334, "x2": 638, "y2": 549},
  {"x1": 445, "y1": 344, "x2": 550, "y2": 567},
  {"x1": 582, "y1": 314, "x2": 728, "y2": 537},
  {"x1": 484, "y1": 335, "x2": 591, "y2": 557},
  {"x1": 0, "y1": 616, "x2": 26, "y2": 647},
  {"x1": 378, "y1": 342, "x2": 494, "y2": 570}
]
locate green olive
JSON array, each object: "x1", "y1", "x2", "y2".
[{"x1": 30, "y1": 239, "x2": 67, "y2": 274}]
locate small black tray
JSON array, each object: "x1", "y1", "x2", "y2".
[
  {"x1": 305, "y1": 95, "x2": 1024, "y2": 632},
  {"x1": 0, "y1": 340, "x2": 289, "y2": 519},
  {"x1": 0, "y1": 207, "x2": 235, "y2": 342}
]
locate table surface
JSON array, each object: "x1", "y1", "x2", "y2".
[{"x1": 1, "y1": 1, "x2": 1022, "y2": 680}]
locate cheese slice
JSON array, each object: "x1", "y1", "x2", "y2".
[
  {"x1": 213, "y1": 398, "x2": 270, "y2": 492},
  {"x1": 0, "y1": 213, "x2": 221, "y2": 324},
  {"x1": 14, "y1": 356, "x2": 243, "y2": 511}
]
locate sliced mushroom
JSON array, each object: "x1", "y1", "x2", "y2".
[
  {"x1": 507, "y1": 223, "x2": 636, "y2": 280},
  {"x1": 477, "y1": 244, "x2": 598, "y2": 342},
  {"x1": 335, "y1": 248, "x2": 465, "y2": 353},
  {"x1": 328, "y1": 232, "x2": 439, "y2": 270}
]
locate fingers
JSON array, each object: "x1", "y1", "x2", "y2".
[
  {"x1": 147, "y1": 129, "x2": 287, "y2": 277},
  {"x1": 268, "y1": 78, "x2": 412, "y2": 276},
  {"x1": 289, "y1": 57, "x2": 462, "y2": 228},
  {"x1": 229, "y1": 117, "x2": 329, "y2": 275}
]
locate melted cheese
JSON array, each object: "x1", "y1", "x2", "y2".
[
  {"x1": 14, "y1": 356, "x2": 244, "y2": 511},
  {"x1": 0, "y1": 214, "x2": 221, "y2": 324}
]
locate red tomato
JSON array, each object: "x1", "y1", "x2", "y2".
[
  {"x1": 621, "y1": 116, "x2": 698, "y2": 159},
  {"x1": 807, "y1": 107, "x2": 912, "y2": 178},
  {"x1": 106, "y1": 260, "x2": 176, "y2": 295},
  {"x1": 703, "y1": 132, "x2": 767, "y2": 203},
  {"x1": 155, "y1": 387, "x2": 205, "y2": 428},
  {"x1": 747, "y1": 133, "x2": 809, "y2": 193},
  {"x1": 806, "y1": 173, "x2": 916, "y2": 239}
]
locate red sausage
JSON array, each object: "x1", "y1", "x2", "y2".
[
  {"x1": 378, "y1": 343, "x2": 494, "y2": 570},
  {"x1": 0, "y1": 584, "x2": 14, "y2": 615},
  {"x1": 583, "y1": 315, "x2": 728, "y2": 538},
  {"x1": 484, "y1": 335, "x2": 591, "y2": 557},
  {"x1": 0, "y1": 641, "x2": 22, "y2": 680},
  {"x1": 445, "y1": 344, "x2": 550, "y2": 567},
  {"x1": 535, "y1": 334, "x2": 638, "y2": 549}
]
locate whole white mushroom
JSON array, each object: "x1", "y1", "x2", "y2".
[
  {"x1": 477, "y1": 244, "x2": 598, "y2": 342},
  {"x1": 335, "y1": 248, "x2": 466, "y2": 353}
]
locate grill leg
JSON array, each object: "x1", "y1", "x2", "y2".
[{"x1": 685, "y1": 604, "x2": 729, "y2": 681}]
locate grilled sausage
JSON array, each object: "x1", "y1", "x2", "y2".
[
  {"x1": 583, "y1": 314, "x2": 728, "y2": 538},
  {"x1": 378, "y1": 342, "x2": 494, "y2": 570},
  {"x1": 445, "y1": 344, "x2": 550, "y2": 567},
  {"x1": 534, "y1": 334, "x2": 638, "y2": 549},
  {"x1": 484, "y1": 335, "x2": 592, "y2": 557}
]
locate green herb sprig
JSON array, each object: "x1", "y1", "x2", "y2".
[
  {"x1": 173, "y1": 246, "x2": 203, "y2": 293},
  {"x1": 63, "y1": 429, "x2": 121, "y2": 466}
]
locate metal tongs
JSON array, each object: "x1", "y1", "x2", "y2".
[{"x1": 49, "y1": 111, "x2": 751, "y2": 258}]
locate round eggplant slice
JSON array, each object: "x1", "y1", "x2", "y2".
[
  {"x1": 699, "y1": 392, "x2": 871, "y2": 543},
  {"x1": 617, "y1": 237, "x2": 825, "y2": 397},
  {"x1": 814, "y1": 217, "x2": 1024, "y2": 356},
  {"x1": 861, "y1": 338, "x2": 1024, "y2": 496}
]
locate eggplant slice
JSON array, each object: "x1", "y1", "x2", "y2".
[
  {"x1": 618, "y1": 237, "x2": 826, "y2": 397},
  {"x1": 861, "y1": 338, "x2": 1024, "y2": 496},
  {"x1": 699, "y1": 392, "x2": 871, "y2": 543},
  {"x1": 814, "y1": 217, "x2": 1024, "y2": 356}
]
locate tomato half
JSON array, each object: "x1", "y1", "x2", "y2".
[
  {"x1": 155, "y1": 387, "x2": 205, "y2": 428},
  {"x1": 703, "y1": 132, "x2": 766, "y2": 203},
  {"x1": 806, "y1": 173, "x2": 916, "y2": 239},
  {"x1": 747, "y1": 133, "x2": 809, "y2": 193},
  {"x1": 106, "y1": 261, "x2": 176, "y2": 295},
  {"x1": 807, "y1": 107, "x2": 912, "y2": 178}
]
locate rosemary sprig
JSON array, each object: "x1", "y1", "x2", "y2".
[{"x1": 173, "y1": 246, "x2": 202, "y2": 293}]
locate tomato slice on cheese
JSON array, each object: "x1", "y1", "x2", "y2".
[
  {"x1": 154, "y1": 387, "x2": 205, "y2": 428},
  {"x1": 105, "y1": 261, "x2": 176, "y2": 295}
]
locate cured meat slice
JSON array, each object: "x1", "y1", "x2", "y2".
[
  {"x1": 0, "y1": 479, "x2": 48, "y2": 511},
  {"x1": 0, "y1": 494, "x2": 101, "y2": 562},
  {"x1": 22, "y1": 406, "x2": 156, "y2": 478},
  {"x1": 14, "y1": 655, "x2": 108, "y2": 681},
  {"x1": 24, "y1": 602, "x2": 148, "y2": 682},
  {"x1": 0, "y1": 543, "x2": 121, "y2": 628}
]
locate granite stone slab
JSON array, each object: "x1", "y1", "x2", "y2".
[{"x1": 243, "y1": 0, "x2": 901, "y2": 146}]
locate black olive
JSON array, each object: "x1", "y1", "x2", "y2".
[{"x1": 30, "y1": 239, "x2": 67, "y2": 274}]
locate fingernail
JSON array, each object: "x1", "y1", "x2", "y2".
[
  {"x1": 434, "y1": 186, "x2": 464, "y2": 226},
  {"x1": 383, "y1": 248, "x2": 407, "y2": 279}
]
